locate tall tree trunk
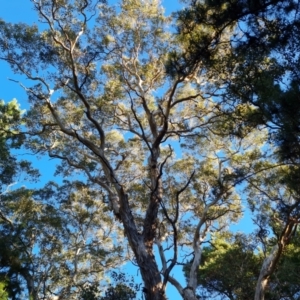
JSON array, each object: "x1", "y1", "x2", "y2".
[
  {"x1": 118, "y1": 190, "x2": 166, "y2": 300},
  {"x1": 140, "y1": 254, "x2": 165, "y2": 300}
]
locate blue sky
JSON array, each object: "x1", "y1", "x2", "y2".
[{"x1": 0, "y1": 0, "x2": 183, "y2": 106}]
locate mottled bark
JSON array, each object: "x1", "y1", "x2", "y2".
[{"x1": 118, "y1": 189, "x2": 166, "y2": 300}]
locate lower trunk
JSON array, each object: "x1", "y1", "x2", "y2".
[
  {"x1": 255, "y1": 277, "x2": 269, "y2": 300},
  {"x1": 119, "y1": 192, "x2": 166, "y2": 300},
  {"x1": 255, "y1": 220, "x2": 295, "y2": 300},
  {"x1": 134, "y1": 228, "x2": 165, "y2": 300},
  {"x1": 141, "y1": 261, "x2": 166, "y2": 300},
  {"x1": 254, "y1": 244, "x2": 278, "y2": 300}
]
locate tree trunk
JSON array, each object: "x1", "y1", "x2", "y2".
[
  {"x1": 255, "y1": 219, "x2": 295, "y2": 300},
  {"x1": 254, "y1": 244, "x2": 278, "y2": 300},
  {"x1": 140, "y1": 256, "x2": 165, "y2": 300},
  {"x1": 182, "y1": 287, "x2": 199, "y2": 300},
  {"x1": 22, "y1": 271, "x2": 38, "y2": 300},
  {"x1": 118, "y1": 190, "x2": 166, "y2": 300},
  {"x1": 127, "y1": 233, "x2": 166, "y2": 300}
]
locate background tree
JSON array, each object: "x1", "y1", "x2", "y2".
[
  {"x1": 184, "y1": 232, "x2": 300, "y2": 300},
  {"x1": 174, "y1": 0, "x2": 300, "y2": 298},
  {"x1": 0, "y1": 180, "x2": 125, "y2": 300},
  {"x1": 0, "y1": 100, "x2": 125, "y2": 299}
]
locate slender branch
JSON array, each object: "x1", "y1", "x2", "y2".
[{"x1": 162, "y1": 171, "x2": 195, "y2": 288}]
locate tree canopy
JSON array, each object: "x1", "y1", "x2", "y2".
[{"x1": 0, "y1": 0, "x2": 300, "y2": 299}]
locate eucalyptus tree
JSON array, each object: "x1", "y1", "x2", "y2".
[{"x1": 0, "y1": 0, "x2": 268, "y2": 299}]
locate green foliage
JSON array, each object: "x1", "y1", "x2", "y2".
[
  {"x1": 0, "y1": 99, "x2": 125, "y2": 299},
  {"x1": 100, "y1": 283, "x2": 137, "y2": 300},
  {"x1": 0, "y1": 280, "x2": 8, "y2": 300},
  {"x1": 80, "y1": 272, "x2": 140, "y2": 300},
  {"x1": 99, "y1": 272, "x2": 140, "y2": 300},
  {"x1": 0, "y1": 99, "x2": 25, "y2": 185},
  {"x1": 194, "y1": 234, "x2": 261, "y2": 299},
  {"x1": 0, "y1": 180, "x2": 125, "y2": 299},
  {"x1": 185, "y1": 233, "x2": 300, "y2": 300}
]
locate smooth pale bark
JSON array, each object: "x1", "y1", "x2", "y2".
[
  {"x1": 255, "y1": 244, "x2": 279, "y2": 300},
  {"x1": 255, "y1": 220, "x2": 296, "y2": 300}
]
